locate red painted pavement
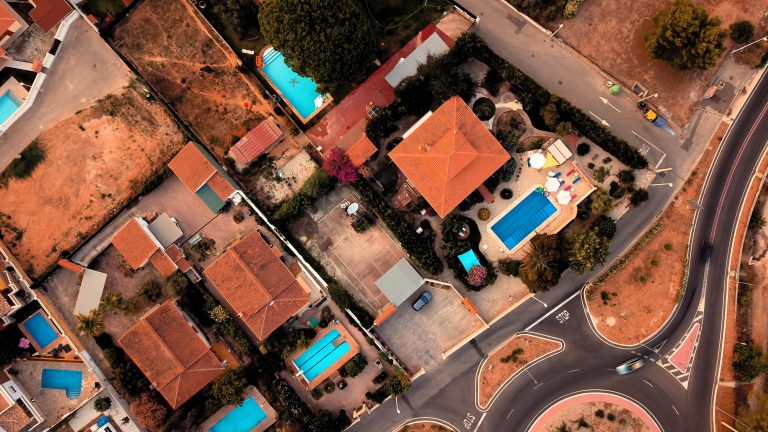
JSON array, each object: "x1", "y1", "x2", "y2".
[
  {"x1": 528, "y1": 392, "x2": 661, "y2": 432},
  {"x1": 669, "y1": 322, "x2": 700, "y2": 373},
  {"x1": 306, "y1": 24, "x2": 454, "y2": 154}
]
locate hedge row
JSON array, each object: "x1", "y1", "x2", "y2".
[
  {"x1": 450, "y1": 33, "x2": 648, "y2": 169},
  {"x1": 353, "y1": 179, "x2": 443, "y2": 275},
  {"x1": 272, "y1": 170, "x2": 336, "y2": 223},
  {"x1": 329, "y1": 283, "x2": 374, "y2": 328}
]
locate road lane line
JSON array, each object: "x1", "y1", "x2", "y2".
[
  {"x1": 473, "y1": 413, "x2": 487, "y2": 432},
  {"x1": 533, "y1": 382, "x2": 544, "y2": 390},
  {"x1": 672, "y1": 405, "x2": 680, "y2": 415},
  {"x1": 506, "y1": 408, "x2": 515, "y2": 419},
  {"x1": 524, "y1": 368, "x2": 538, "y2": 384},
  {"x1": 568, "y1": 369, "x2": 580, "y2": 373},
  {"x1": 643, "y1": 379, "x2": 654, "y2": 388}
]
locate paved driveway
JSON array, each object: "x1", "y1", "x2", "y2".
[
  {"x1": 375, "y1": 285, "x2": 485, "y2": 372},
  {"x1": 0, "y1": 17, "x2": 131, "y2": 170}
]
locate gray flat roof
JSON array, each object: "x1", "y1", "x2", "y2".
[
  {"x1": 375, "y1": 258, "x2": 425, "y2": 307},
  {"x1": 74, "y1": 269, "x2": 107, "y2": 316},
  {"x1": 148, "y1": 213, "x2": 183, "y2": 248}
]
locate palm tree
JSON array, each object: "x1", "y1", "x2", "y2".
[
  {"x1": 100, "y1": 291, "x2": 124, "y2": 313},
  {"x1": 76, "y1": 310, "x2": 105, "y2": 337},
  {"x1": 522, "y1": 240, "x2": 554, "y2": 273}
]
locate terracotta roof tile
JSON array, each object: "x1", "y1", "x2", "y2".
[
  {"x1": 149, "y1": 250, "x2": 177, "y2": 277},
  {"x1": 57, "y1": 259, "x2": 84, "y2": 274},
  {"x1": 29, "y1": 0, "x2": 71, "y2": 32},
  {"x1": 0, "y1": 2, "x2": 20, "y2": 39},
  {"x1": 207, "y1": 172, "x2": 235, "y2": 201},
  {"x1": 204, "y1": 232, "x2": 310, "y2": 341},
  {"x1": 112, "y1": 218, "x2": 160, "y2": 270},
  {"x1": 230, "y1": 117, "x2": 283, "y2": 165},
  {"x1": 0, "y1": 403, "x2": 33, "y2": 432},
  {"x1": 168, "y1": 142, "x2": 216, "y2": 192},
  {"x1": 118, "y1": 301, "x2": 225, "y2": 409},
  {"x1": 165, "y1": 244, "x2": 184, "y2": 262},
  {"x1": 346, "y1": 134, "x2": 377, "y2": 167},
  {"x1": 389, "y1": 96, "x2": 510, "y2": 217}
]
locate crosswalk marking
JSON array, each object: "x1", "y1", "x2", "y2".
[{"x1": 654, "y1": 311, "x2": 704, "y2": 389}]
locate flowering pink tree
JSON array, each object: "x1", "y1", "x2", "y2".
[
  {"x1": 323, "y1": 148, "x2": 358, "y2": 184},
  {"x1": 467, "y1": 265, "x2": 488, "y2": 287}
]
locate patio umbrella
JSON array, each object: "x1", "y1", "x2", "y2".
[
  {"x1": 529, "y1": 153, "x2": 546, "y2": 169},
  {"x1": 314, "y1": 95, "x2": 324, "y2": 108},
  {"x1": 557, "y1": 190, "x2": 572, "y2": 205},
  {"x1": 545, "y1": 177, "x2": 561, "y2": 192}
]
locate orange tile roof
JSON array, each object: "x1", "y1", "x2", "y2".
[
  {"x1": 112, "y1": 218, "x2": 160, "y2": 270},
  {"x1": 57, "y1": 259, "x2": 84, "y2": 274},
  {"x1": 207, "y1": 172, "x2": 235, "y2": 201},
  {"x1": 389, "y1": 96, "x2": 510, "y2": 217},
  {"x1": 29, "y1": 0, "x2": 71, "y2": 32},
  {"x1": 118, "y1": 301, "x2": 225, "y2": 409},
  {"x1": 345, "y1": 134, "x2": 377, "y2": 167},
  {"x1": 149, "y1": 250, "x2": 177, "y2": 277},
  {"x1": 204, "y1": 232, "x2": 310, "y2": 341},
  {"x1": 0, "y1": 2, "x2": 19, "y2": 40},
  {"x1": 168, "y1": 142, "x2": 216, "y2": 192},
  {"x1": 230, "y1": 117, "x2": 283, "y2": 165},
  {"x1": 0, "y1": 403, "x2": 33, "y2": 432}
]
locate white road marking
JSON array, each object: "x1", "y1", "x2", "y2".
[
  {"x1": 643, "y1": 379, "x2": 654, "y2": 388},
  {"x1": 524, "y1": 368, "x2": 538, "y2": 385},
  {"x1": 533, "y1": 382, "x2": 544, "y2": 390},
  {"x1": 472, "y1": 413, "x2": 487, "y2": 432},
  {"x1": 506, "y1": 408, "x2": 515, "y2": 420},
  {"x1": 568, "y1": 369, "x2": 580, "y2": 373},
  {"x1": 599, "y1": 96, "x2": 622, "y2": 112},
  {"x1": 672, "y1": 405, "x2": 680, "y2": 415},
  {"x1": 525, "y1": 289, "x2": 581, "y2": 330},
  {"x1": 631, "y1": 130, "x2": 667, "y2": 169}
]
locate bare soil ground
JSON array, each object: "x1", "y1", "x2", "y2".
[
  {"x1": 111, "y1": 0, "x2": 268, "y2": 158},
  {"x1": 399, "y1": 423, "x2": 451, "y2": 432},
  {"x1": 478, "y1": 334, "x2": 561, "y2": 407},
  {"x1": 538, "y1": 401, "x2": 650, "y2": 432},
  {"x1": 586, "y1": 121, "x2": 728, "y2": 345},
  {"x1": 559, "y1": 0, "x2": 768, "y2": 124},
  {"x1": 0, "y1": 86, "x2": 185, "y2": 277}
]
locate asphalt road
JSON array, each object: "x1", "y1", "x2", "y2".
[{"x1": 350, "y1": 64, "x2": 768, "y2": 431}]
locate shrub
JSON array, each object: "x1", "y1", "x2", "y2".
[
  {"x1": 563, "y1": 0, "x2": 584, "y2": 18},
  {"x1": 499, "y1": 258, "x2": 521, "y2": 276},
  {"x1": 617, "y1": 169, "x2": 635, "y2": 185},
  {"x1": 500, "y1": 348, "x2": 524, "y2": 363},
  {"x1": 591, "y1": 215, "x2": 617, "y2": 239},
  {"x1": 323, "y1": 147, "x2": 358, "y2": 183},
  {"x1": 607, "y1": 413, "x2": 616, "y2": 421},
  {"x1": 137, "y1": 280, "x2": 162, "y2": 303},
  {"x1": 340, "y1": 354, "x2": 368, "y2": 378},
  {"x1": 373, "y1": 371, "x2": 388, "y2": 384},
  {"x1": 500, "y1": 188, "x2": 513, "y2": 200},
  {"x1": 467, "y1": 265, "x2": 489, "y2": 287},
  {"x1": 210, "y1": 305, "x2": 230, "y2": 323},
  {"x1": 567, "y1": 228, "x2": 611, "y2": 275},
  {"x1": 477, "y1": 208, "x2": 491, "y2": 221},
  {"x1": 733, "y1": 340, "x2": 766, "y2": 381},
  {"x1": 165, "y1": 271, "x2": 191, "y2": 297},
  {"x1": 482, "y1": 68, "x2": 504, "y2": 96},
  {"x1": 328, "y1": 283, "x2": 374, "y2": 328},
  {"x1": 189, "y1": 236, "x2": 216, "y2": 261},
  {"x1": 576, "y1": 142, "x2": 590, "y2": 156},
  {"x1": 352, "y1": 214, "x2": 373, "y2": 233},
  {"x1": 94, "y1": 396, "x2": 112, "y2": 412},
  {"x1": 272, "y1": 170, "x2": 336, "y2": 223},
  {"x1": 630, "y1": 188, "x2": 649, "y2": 206},
  {"x1": 587, "y1": 162, "x2": 595, "y2": 169},
  {"x1": 311, "y1": 387, "x2": 324, "y2": 400},
  {"x1": 0, "y1": 141, "x2": 46, "y2": 187},
  {"x1": 473, "y1": 97, "x2": 496, "y2": 120},
  {"x1": 595, "y1": 409, "x2": 605, "y2": 418},
  {"x1": 664, "y1": 243, "x2": 673, "y2": 251},
  {"x1": 365, "y1": 385, "x2": 391, "y2": 404},
  {"x1": 729, "y1": 20, "x2": 754, "y2": 44},
  {"x1": 323, "y1": 380, "x2": 336, "y2": 394},
  {"x1": 233, "y1": 211, "x2": 244, "y2": 223},
  {"x1": 593, "y1": 166, "x2": 609, "y2": 184}
]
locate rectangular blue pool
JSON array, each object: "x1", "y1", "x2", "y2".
[
  {"x1": 260, "y1": 48, "x2": 326, "y2": 122},
  {"x1": 23, "y1": 312, "x2": 58, "y2": 349},
  {"x1": 41, "y1": 369, "x2": 82, "y2": 399},
  {"x1": 293, "y1": 329, "x2": 350, "y2": 382},
  {"x1": 0, "y1": 91, "x2": 20, "y2": 126},
  {"x1": 490, "y1": 189, "x2": 557, "y2": 250},
  {"x1": 209, "y1": 397, "x2": 267, "y2": 432}
]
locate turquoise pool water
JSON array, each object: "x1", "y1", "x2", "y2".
[
  {"x1": 490, "y1": 190, "x2": 557, "y2": 250},
  {"x1": 293, "y1": 329, "x2": 350, "y2": 382},
  {"x1": 458, "y1": 249, "x2": 480, "y2": 272},
  {"x1": 209, "y1": 397, "x2": 267, "y2": 432},
  {"x1": 0, "y1": 91, "x2": 20, "y2": 125},
  {"x1": 260, "y1": 48, "x2": 324, "y2": 121},
  {"x1": 41, "y1": 369, "x2": 82, "y2": 399},
  {"x1": 23, "y1": 312, "x2": 58, "y2": 348}
]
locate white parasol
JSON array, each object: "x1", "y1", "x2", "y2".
[
  {"x1": 557, "y1": 190, "x2": 572, "y2": 205},
  {"x1": 545, "y1": 177, "x2": 561, "y2": 192},
  {"x1": 529, "y1": 153, "x2": 546, "y2": 169}
]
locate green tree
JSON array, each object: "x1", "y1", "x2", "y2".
[
  {"x1": 519, "y1": 234, "x2": 564, "y2": 292},
  {"x1": 76, "y1": 310, "x2": 105, "y2": 337},
  {"x1": 165, "y1": 272, "x2": 190, "y2": 297},
  {"x1": 540, "y1": 101, "x2": 560, "y2": 130},
  {"x1": 386, "y1": 366, "x2": 411, "y2": 396},
  {"x1": 733, "y1": 340, "x2": 766, "y2": 381},
  {"x1": 590, "y1": 188, "x2": 613, "y2": 215},
  {"x1": 340, "y1": 354, "x2": 368, "y2": 378},
  {"x1": 100, "y1": 291, "x2": 125, "y2": 313},
  {"x1": 740, "y1": 394, "x2": 768, "y2": 431},
  {"x1": 212, "y1": 368, "x2": 249, "y2": 406},
  {"x1": 644, "y1": 0, "x2": 727, "y2": 70},
  {"x1": 94, "y1": 396, "x2": 112, "y2": 412},
  {"x1": 259, "y1": 0, "x2": 375, "y2": 91},
  {"x1": 440, "y1": 214, "x2": 472, "y2": 257},
  {"x1": 750, "y1": 211, "x2": 767, "y2": 230},
  {"x1": 137, "y1": 280, "x2": 162, "y2": 303},
  {"x1": 567, "y1": 229, "x2": 611, "y2": 274},
  {"x1": 630, "y1": 188, "x2": 650, "y2": 206},
  {"x1": 563, "y1": 0, "x2": 584, "y2": 18},
  {"x1": 729, "y1": 20, "x2": 755, "y2": 44},
  {"x1": 591, "y1": 215, "x2": 617, "y2": 239}
]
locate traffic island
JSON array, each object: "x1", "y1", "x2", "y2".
[
  {"x1": 584, "y1": 121, "x2": 728, "y2": 346},
  {"x1": 476, "y1": 333, "x2": 562, "y2": 409},
  {"x1": 396, "y1": 421, "x2": 453, "y2": 432},
  {"x1": 527, "y1": 392, "x2": 660, "y2": 432}
]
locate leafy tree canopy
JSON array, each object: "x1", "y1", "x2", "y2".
[
  {"x1": 519, "y1": 234, "x2": 564, "y2": 292},
  {"x1": 644, "y1": 0, "x2": 727, "y2": 70},
  {"x1": 259, "y1": 0, "x2": 375, "y2": 91},
  {"x1": 567, "y1": 228, "x2": 611, "y2": 275}
]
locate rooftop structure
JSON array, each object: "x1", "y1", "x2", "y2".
[
  {"x1": 375, "y1": 258, "x2": 425, "y2": 307},
  {"x1": 230, "y1": 117, "x2": 284, "y2": 165},
  {"x1": 0, "y1": 240, "x2": 33, "y2": 324},
  {"x1": 204, "y1": 231, "x2": 311, "y2": 342},
  {"x1": 0, "y1": 1, "x2": 27, "y2": 48},
  {"x1": 28, "y1": 0, "x2": 72, "y2": 32},
  {"x1": 389, "y1": 96, "x2": 510, "y2": 217},
  {"x1": 168, "y1": 142, "x2": 237, "y2": 213},
  {"x1": 385, "y1": 32, "x2": 450, "y2": 88},
  {"x1": 118, "y1": 301, "x2": 225, "y2": 409},
  {"x1": 345, "y1": 134, "x2": 377, "y2": 167}
]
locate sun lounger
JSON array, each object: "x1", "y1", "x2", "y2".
[
  {"x1": 552, "y1": 172, "x2": 562, "y2": 178},
  {"x1": 572, "y1": 177, "x2": 581, "y2": 184},
  {"x1": 564, "y1": 185, "x2": 572, "y2": 191},
  {"x1": 566, "y1": 169, "x2": 576, "y2": 176}
]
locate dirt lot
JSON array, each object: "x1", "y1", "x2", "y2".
[
  {"x1": 586, "y1": 121, "x2": 728, "y2": 345},
  {"x1": 478, "y1": 334, "x2": 562, "y2": 407},
  {"x1": 0, "y1": 85, "x2": 184, "y2": 277},
  {"x1": 111, "y1": 0, "x2": 268, "y2": 158},
  {"x1": 537, "y1": 400, "x2": 650, "y2": 432},
  {"x1": 559, "y1": 0, "x2": 768, "y2": 124}
]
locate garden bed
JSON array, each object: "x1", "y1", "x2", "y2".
[
  {"x1": 477, "y1": 333, "x2": 561, "y2": 408},
  {"x1": 534, "y1": 399, "x2": 652, "y2": 432},
  {"x1": 495, "y1": 110, "x2": 527, "y2": 140},
  {"x1": 586, "y1": 121, "x2": 728, "y2": 345}
]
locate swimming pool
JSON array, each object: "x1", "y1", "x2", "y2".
[
  {"x1": 209, "y1": 397, "x2": 267, "y2": 432},
  {"x1": 41, "y1": 369, "x2": 82, "y2": 399},
  {"x1": 293, "y1": 329, "x2": 350, "y2": 382},
  {"x1": 260, "y1": 48, "x2": 328, "y2": 122},
  {"x1": 489, "y1": 189, "x2": 557, "y2": 251},
  {"x1": 23, "y1": 312, "x2": 58, "y2": 349},
  {"x1": 0, "y1": 91, "x2": 20, "y2": 126}
]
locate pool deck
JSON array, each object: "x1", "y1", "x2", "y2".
[
  {"x1": 0, "y1": 77, "x2": 28, "y2": 106},
  {"x1": 287, "y1": 322, "x2": 360, "y2": 390},
  {"x1": 19, "y1": 311, "x2": 76, "y2": 358},
  {"x1": 199, "y1": 386, "x2": 277, "y2": 432}
]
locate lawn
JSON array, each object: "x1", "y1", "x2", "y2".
[{"x1": 366, "y1": 0, "x2": 452, "y2": 60}]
